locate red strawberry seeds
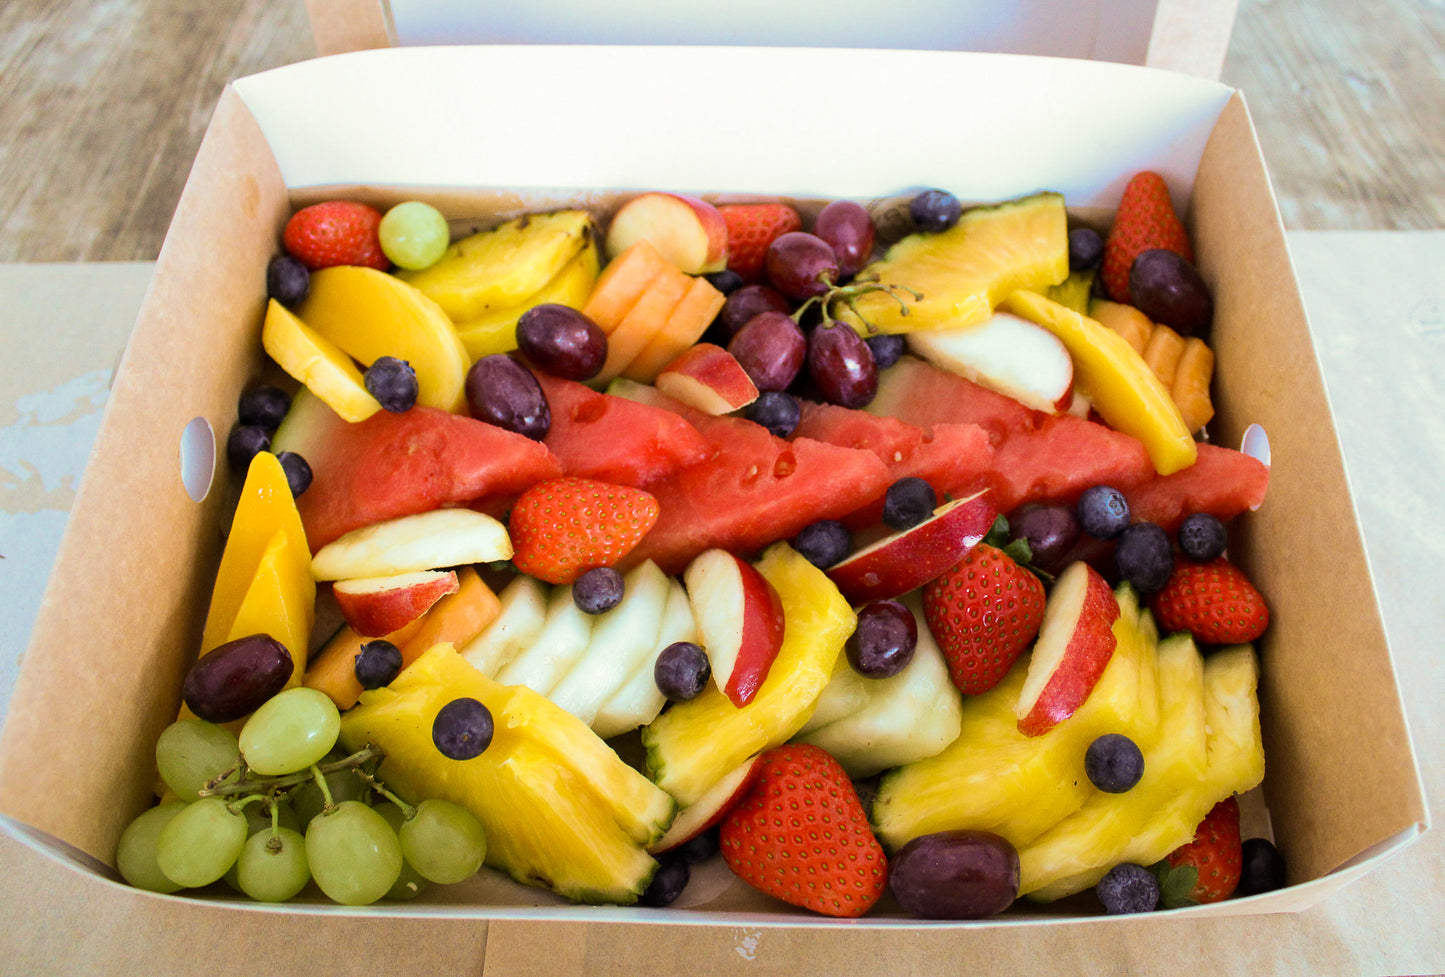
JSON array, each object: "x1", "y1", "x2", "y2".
[
  {"x1": 719, "y1": 203, "x2": 803, "y2": 282},
  {"x1": 1101, "y1": 171, "x2": 1195, "y2": 304},
  {"x1": 1150, "y1": 557, "x2": 1269, "y2": 644},
  {"x1": 922, "y1": 543, "x2": 1047, "y2": 695},
  {"x1": 283, "y1": 200, "x2": 391, "y2": 271},
  {"x1": 719, "y1": 743, "x2": 888, "y2": 918},
  {"x1": 508, "y1": 477, "x2": 659, "y2": 584}
]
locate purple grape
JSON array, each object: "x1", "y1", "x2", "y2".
[
  {"x1": 266, "y1": 254, "x2": 310, "y2": 307},
  {"x1": 572, "y1": 566, "x2": 624, "y2": 615},
  {"x1": 909, "y1": 189, "x2": 962, "y2": 232},
  {"x1": 1008, "y1": 502, "x2": 1082, "y2": 575},
  {"x1": 654, "y1": 641, "x2": 711, "y2": 702},
  {"x1": 432, "y1": 697, "x2": 494, "y2": 760},
  {"x1": 275, "y1": 451, "x2": 312, "y2": 498},
  {"x1": 1084, "y1": 733, "x2": 1145, "y2": 793},
  {"x1": 793, "y1": 519, "x2": 851, "y2": 569},
  {"x1": 1096, "y1": 862, "x2": 1159, "y2": 914},
  {"x1": 744, "y1": 390, "x2": 801, "y2": 438},
  {"x1": 865, "y1": 333, "x2": 907, "y2": 371},
  {"x1": 845, "y1": 599, "x2": 918, "y2": 678},
  {"x1": 237, "y1": 385, "x2": 291, "y2": 429},
  {"x1": 807, "y1": 322, "x2": 877, "y2": 408},
  {"x1": 465, "y1": 354, "x2": 550, "y2": 440},
  {"x1": 1114, "y1": 522, "x2": 1174, "y2": 594},
  {"x1": 702, "y1": 268, "x2": 745, "y2": 295},
  {"x1": 714, "y1": 284, "x2": 792, "y2": 340},
  {"x1": 1069, "y1": 227, "x2": 1104, "y2": 272},
  {"x1": 727, "y1": 311, "x2": 806, "y2": 392},
  {"x1": 889, "y1": 830, "x2": 1020, "y2": 919},
  {"x1": 364, "y1": 356, "x2": 419, "y2": 412},
  {"x1": 1077, "y1": 485, "x2": 1130, "y2": 540},
  {"x1": 813, "y1": 200, "x2": 876, "y2": 278},
  {"x1": 515, "y1": 303, "x2": 608, "y2": 381},
  {"x1": 353, "y1": 639, "x2": 403, "y2": 690},
  {"x1": 182, "y1": 633, "x2": 293, "y2": 724},
  {"x1": 765, "y1": 231, "x2": 839, "y2": 301},
  {"x1": 882, "y1": 477, "x2": 936, "y2": 530},
  {"x1": 1129, "y1": 248, "x2": 1214, "y2": 336},
  {"x1": 1178, "y1": 511, "x2": 1227, "y2": 562},
  {"x1": 226, "y1": 425, "x2": 270, "y2": 470}
]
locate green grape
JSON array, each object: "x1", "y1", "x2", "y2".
[
  {"x1": 156, "y1": 796, "x2": 248, "y2": 888},
  {"x1": 379, "y1": 201, "x2": 450, "y2": 270},
  {"x1": 305, "y1": 800, "x2": 402, "y2": 905},
  {"x1": 290, "y1": 761, "x2": 369, "y2": 830},
  {"x1": 374, "y1": 801, "x2": 431, "y2": 901},
  {"x1": 399, "y1": 798, "x2": 488, "y2": 885},
  {"x1": 239, "y1": 687, "x2": 340, "y2": 776},
  {"x1": 155, "y1": 719, "x2": 240, "y2": 800},
  {"x1": 236, "y1": 826, "x2": 310, "y2": 903},
  {"x1": 116, "y1": 801, "x2": 189, "y2": 893}
]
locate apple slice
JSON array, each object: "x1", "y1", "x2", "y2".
[
  {"x1": 310, "y1": 508, "x2": 512, "y2": 581},
  {"x1": 649, "y1": 754, "x2": 762, "y2": 855},
  {"x1": 1015, "y1": 560, "x2": 1121, "y2": 737},
  {"x1": 683, "y1": 549, "x2": 786, "y2": 708},
  {"x1": 591, "y1": 578, "x2": 697, "y2": 739},
  {"x1": 907, "y1": 311, "x2": 1074, "y2": 413},
  {"x1": 605, "y1": 191, "x2": 728, "y2": 275},
  {"x1": 825, "y1": 490, "x2": 996, "y2": 605},
  {"x1": 655, "y1": 343, "x2": 760, "y2": 415},
  {"x1": 332, "y1": 569, "x2": 460, "y2": 638},
  {"x1": 458, "y1": 574, "x2": 550, "y2": 677}
]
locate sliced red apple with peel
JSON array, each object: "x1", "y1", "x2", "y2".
[
  {"x1": 649, "y1": 754, "x2": 762, "y2": 854},
  {"x1": 655, "y1": 343, "x2": 759, "y2": 415},
  {"x1": 824, "y1": 490, "x2": 997, "y2": 605},
  {"x1": 907, "y1": 311, "x2": 1074, "y2": 413},
  {"x1": 1015, "y1": 560, "x2": 1121, "y2": 737},
  {"x1": 605, "y1": 192, "x2": 729, "y2": 275},
  {"x1": 332, "y1": 569, "x2": 460, "y2": 638},
  {"x1": 310, "y1": 508, "x2": 512, "y2": 581},
  {"x1": 684, "y1": 548, "x2": 786, "y2": 707}
]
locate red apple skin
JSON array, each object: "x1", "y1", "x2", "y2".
[
  {"x1": 725, "y1": 557, "x2": 787, "y2": 707},
  {"x1": 332, "y1": 569, "x2": 460, "y2": 638},
  {"x1": 1015, "y1": 563, "x2": 1120, "y2": 737},
  {"x1": 656, "y1": 343, "x2": 760, "y2": 414},
  {"x1": 825, "y1": 490, "x2": 997, "y2": 605},
  {"x1": 606, "y1": 192, "x2": 728, "y2": 274},
  {"x1": 649, "y1": 754, "x2": 762, "y2": 854},
  {"x1": 674, "y1": 193, "x2": 730, "y2": 273}
]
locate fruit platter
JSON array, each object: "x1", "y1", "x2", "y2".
[{"x1": 0, "y1": 47, "x2": 1424, "y2": 929}]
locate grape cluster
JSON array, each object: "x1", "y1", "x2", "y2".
[{"x1": 118, "y1": 688, "x2": 489, "y2": 905}]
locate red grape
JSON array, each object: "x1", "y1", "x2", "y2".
[
  {"x1": 765, "y1": 232, "x2": 839, "y2": 301},
  {"x1": 727, "y1": 311, "x2": 806, "y2": 392},
  {"x1": 814, "y1": 200, "x2": 875, "y2": 277},
  {"x1": 807, "y1": 322, "x2": 877, "y2": 408}
]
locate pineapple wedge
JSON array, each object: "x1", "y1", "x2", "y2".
[
  {"x1": 834, "y1": 192, "x2": 1068, "y2": 335},
  {"x1": 871, "y1": 582, "x2": 1161, "y2": 852},
  {"x1": 642, "y1": 542, "x2": 854, "y2": 806},
  {"x1": 453, "y1": 234, "x2": 601, "y2": 362}
]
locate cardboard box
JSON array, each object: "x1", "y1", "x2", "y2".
[{"x1": 0, "y1": 45, "x2": 1426, "y2": 933}]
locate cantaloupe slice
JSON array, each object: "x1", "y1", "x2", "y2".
[
  {"x1": 621, "y1": 275, "x2": 728, "y2": 383},
  {"x1": 260, "y1": 299, "x2": 381, "y2": 423},
  {"x1": 581, "y1": 238, "x2": 671, "y2": 331},
  {"x1": 593, "y1": 265, "x2": 691, "y2": 384}
]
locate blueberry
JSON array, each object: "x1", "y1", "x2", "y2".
[
  {"x1": 226, "y1": 424, "x2": 271, "y2": 470},
  {"x1": 353, "y1": 639, "x2": 403, "y2": 690},
  {"x1": 1236, "y1": 838, "x2": 1287, "y2": 896},
  {"x1": 793, "y1": 519, "x2": 851, "y2": 569},
  {"x1": 675, "y1": 825, "x2": 721, "y2": 864},
  {"x1": 909, "y1": 189, "x2": 963, "y2": 233},
  {"x1": 1114, "y1": 522, "x2": 1174, "y2": 594},
  {"x1": 865, "y1": 333, "x2": 907, "y2": 371},
  {"x1": 1077, "y1": 485, "x2": 1130, "y2": 540},
  {"x1": 266, "y1": 254, "x2": 310, "y2": 307},
  {"x1": 573, "y1": 566, "x2": 624, "y2": 615},
  {"x1": 365, "y1": 356, "x2": 419, "y2": 413},
  {"x1": 702, "y1": 268, "x2": 745, "y2": 295},
  {"x1": 1068, "y1": 227, "x2": 1104, "y2": 272},
  {"x1": 640, "y1": 853, "x2": 690, "y2": 907},
  {"x1": 882, "y1": 477, "x2": 937, "y2": 530},
  {"x1": 845, "y1": 599, "x2": 918, "y2": 678},
  {"x1": 744, "y1": 390, "x2": 801, "y2": 438},
  {"x1": 654, "y1": 641, "x2": 711, "y2": 702},
  {"x1": 1178, "y1": 512, "x2": 1228, "y2": 562},
  {"x1": 432, "y1": 697, "x2": 494, "y2": 760},
  {"x1": 237, "y1": 385, "x2": 291, "y2": 429},
  {"x1": 1084, "y1": 733, "x2": 1145, "y2": 793},
  {"x1": 1096, "y1": 862, "x2": 1159, "y2": 915},
  {"x1": 275, "y1": 450, "x2": 313, "y2": 498}
]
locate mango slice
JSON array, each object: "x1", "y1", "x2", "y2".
[
  {"x1": 260, "y1": 299, "x2": 381, "y2": 423},
  {"x1": 298, "y1": 266, "x2": 469, "y2": 413},
  {"x1": 1003, "y1": 289, "x2": 1197, "y2": 475}
]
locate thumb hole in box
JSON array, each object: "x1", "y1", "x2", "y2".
[{"x1": 180, "y1": 416, "x2": 216, "y2": 502}]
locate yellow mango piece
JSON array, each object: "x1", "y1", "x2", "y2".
[
  {"x1": 298, "y1": 266, "x2": 469, "y2": 413},
  {"x1": 1003, "y1": 289, "x2": 1197, "y2": 475},
  {"x1": 398, "y1": 210, "x2": 594, "y2": 322},
  {"x1": 260, "y1": 299, "x2": 381, "y2": 423},
  {"x1": 200, "y1": 452, "x2": 312, "y2": 656},
  {"x1": 453, "y1": 236, "x2": 601, "y2": 361}
]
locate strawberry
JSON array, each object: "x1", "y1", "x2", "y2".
[
  {"x1": 507, "y1": 477, "x2": 659, "y2": 584},
  {"x1": 1150, "y1": 556, "x2": 1269, "y2": 644},
  {"x1": 719, "y1": 203, "x2": 802, "y2": 282},
  {"x1": 1154, "y1": 796, "x2": 1243, "y2": 906},
  {"x1": 719, "y1": 743, "x2": 888, "y2": 918},
  {"x1": 922, "y1": 543, "x2": 1046, "y2": 695},
  {"x1": 282, "y1": 200, "x2": 390, "y2": 271},
  {"x1": 1101, "y1": 171, "x2": 1195, "y2": 304}
]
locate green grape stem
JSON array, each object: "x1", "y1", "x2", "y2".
[
  {"x1": 198, "y1": 746, "x2": 384, "y2": 799},
  {"x1": 352, "y1": 765, "x2": 417, "y2": 820},
  {"x1": 792, "y1": 275, "x2": 923, "y2": 335}
]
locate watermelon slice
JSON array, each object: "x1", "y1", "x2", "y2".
[
  {"x1": 273, "y1": 391, "x2": 563, "y2": 551},
  {"x1": 1124, "y1": 442, "x2": 1269, "y2": 531},
  {"x1": 869, "y1": 354, "x2": 1040, "y2": 445},
  {"x1": 988, "y1": 412, "x2": 1155, "y2": 514},
  {"x1": 533, "y1": 370, "x2": 712, "y2": 488}
]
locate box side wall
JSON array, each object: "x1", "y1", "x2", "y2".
[
  {"x1": 1192, "y1": 93, "x2": 1427, "y2": 882},
  {"x1": 0, "y1": 88, "x2": 294, "y2": 862}
]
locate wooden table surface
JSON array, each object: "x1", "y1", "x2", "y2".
[{"x1": 2, "y1": 0, "x2": 1442, "y2": 264}]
